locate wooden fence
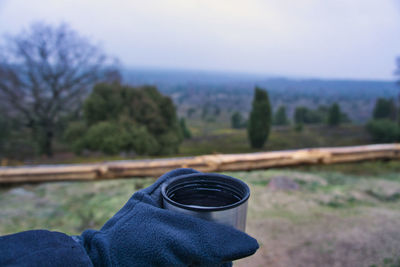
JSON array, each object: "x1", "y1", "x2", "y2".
[{"x1": 1, "y1": 143, "x2": 399, "y2": 184}]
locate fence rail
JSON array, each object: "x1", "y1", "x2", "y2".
[{"x1": 1, "y1": 143, "x2": 399, "y2": 184}]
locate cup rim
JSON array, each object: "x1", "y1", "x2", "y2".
[{"x1": 161, "y1": 173, "x2": 250, "y2": 212}]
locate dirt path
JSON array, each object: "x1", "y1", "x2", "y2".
[
  {"x1": 236, "y1": 207, "x2": 400, "y2": 267},
  {"x1": 231, "y1": 169, "x2": 400, "y2": 267}
]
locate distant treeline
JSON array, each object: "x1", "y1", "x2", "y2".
[{"x1": 123, "y1": 69, "x2": 398, "y2": 123}]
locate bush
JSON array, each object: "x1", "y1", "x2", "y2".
[
  {"x1": 122, "y1": 123, "x2": 158, "y2": 155},
  {"x1": 273, "y1": 106, "x2": 289, "y2": 126},
  {"x1": 373, "y1": 98, "x2": 396, "y2": 121},
  {"x1": 366, "y1": 119, "x2": 400, "y2": 143},
  {"x1": 231, "y1": 112, "x2": 245, "y2": 129},
  {"x1": 63, "y1": 122, "x2": 87, "y2": 154},
  {"x1": 0, "y1": 112, "x2": 10, "y2": 155},
  {"x1": 294, "y1": 123, "x2": 303, "y2": 132},
  {"x1": 294, "y1": 106, "x2": 324, "y2": 125},
  {"x1": 84, "y1": 122, "x2": 127, "y2": 155},
  {"x1": 156, "y1": 130, "x2": 182, "y2": 155},
  {"x1": 65, "y1": 83, "x2": 182, "y2": 155}
]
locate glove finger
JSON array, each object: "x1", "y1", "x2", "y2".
[
  {"x1": 142, "y1": 168, "x2": 201, "y2": 195},
  {"x1": 101, "y1": 169, "x2": 201, "y2": 230},
  {"x1": 196, "y1": 220, "x2": 259, "y2": 263},
  {"x1": 150, "y1": 208, "x2": 259, "y2": 265},
  {"x1": 140, "y1": 168, "x2": 201, "y2": 204}
]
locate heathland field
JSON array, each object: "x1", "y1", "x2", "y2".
[
  {"x1": 179, "y1": 123, "x2": 371, "y2": 156},
  {"x1": 0, "y1": 101, "x2": 396, "y2": 267},
  {"x1": 15, "y1": 124, "x2": 372, "y2": 166},
  {"x1": 2, "y1": 161, "x2": 400, "y2": 267}
]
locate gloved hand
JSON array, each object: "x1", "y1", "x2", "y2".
[{"x1": 74, "y1": 168, "x2": 259, "y2": 267}]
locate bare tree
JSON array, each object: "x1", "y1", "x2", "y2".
[{"x1": 0, "y1": 23, "x2": 119, "y2": 156}]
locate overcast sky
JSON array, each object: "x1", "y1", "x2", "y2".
[{"x1": 0, "y1": 0, "x2": 400, "y2": 80}]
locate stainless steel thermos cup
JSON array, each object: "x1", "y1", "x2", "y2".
[{"x1": 161, "y1": 173, "x2": 250, "y2": 232}]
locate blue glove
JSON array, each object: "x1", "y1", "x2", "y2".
[
  {"x1": 75, "y1": 168, "x2": 259, "y2": 266},
  {"x1": 0, "y1": 230, "x2": 92, "y2": 266}
]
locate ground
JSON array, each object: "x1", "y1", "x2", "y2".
[
  {"x1": 1, "y1": 161, "x2": 400, "y2": 266},
  {"x1": 234, "y1": 167, "x2": 400, "y2": 267}
]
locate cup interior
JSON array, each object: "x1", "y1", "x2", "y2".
[{"x1": 162, "y1": 174, "x2": 249, "y2": 210}]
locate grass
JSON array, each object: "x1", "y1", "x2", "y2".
[
  {"x1": 0, "y1": 166, "x2": 382, "y2": 235},
  {"x1": 291, "y1": 160, "x2": 400, "y2": 177},
  {"x1": 370, "y1": 257, "x2": 400, "y2": 267},
  {"x1": 179, "y1": 124, "x2": 371, "y2": 156},
  {"x1": 0, "y1": 178, "x2": 155, "y2": 235}
]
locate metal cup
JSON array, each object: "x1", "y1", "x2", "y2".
[{"x1": 161, "y1": 173, "x2": 250, "y2": 232}]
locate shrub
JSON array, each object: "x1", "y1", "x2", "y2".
[
  {"x1": 294, "y1": 106, "x2": 324, "y2": 125},
  {"x1": 273, "y1": 106, "x2": 289, "y2": 126},
  {"x1": 0, "y1": 112, "x2": 10, "y2": 155},
  {"x1": 63, "y1": 122, "x2": 87, "y2": 154},
  {"x1": 373, "y1": 98, "x2": 396, "y2": 121},
  {"x1": 84, "y1": 122, "x2": 127, "y2": 155},
  {"x1": 231, "y1": 112, "x2": 245, "y2": 129},
  {"x1": 366, "y1": 119, "x2": 400, "y2": 143},
  {"x1": 66, "y1": 83, "x2": 182, "y2": 155},
  {"x1": 123, "y1": 123, "x2": 158, "y2": 155}
]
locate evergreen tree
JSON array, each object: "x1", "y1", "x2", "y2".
[
  {"x1": 294, "y1": 106, "x2": 307, "y2": 125},
  {"x1": 294, "y1": 107, "x2": 306, "y2": 131},
  {"x1": 247, "y1": 87, "x2": 272, "y2": 148},
  {"x1": 274, "y1": 106, "x2": 289, "y2": 126},
  {"x1": 231, "y1": 112, "x2": 244, "y2": 129},
  {"x1": 328, "y1": 103, "x2": 341, "y2": 126},
  {"x1": 373, "y1": 98, "x2": 396, "y2": 121}
]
